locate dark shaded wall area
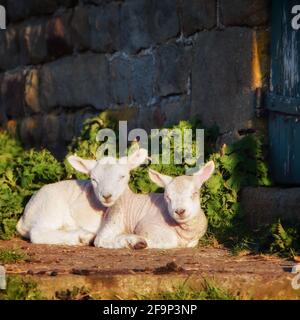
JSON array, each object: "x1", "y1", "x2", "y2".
[{"x1": 0, "y1": 0, "x2": 270, "y2": 156}]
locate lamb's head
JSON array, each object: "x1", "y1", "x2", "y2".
[
  {"x1": 68, "y1": 149, "x2": 148, "y2": 207},
  {"x1": 149, "y1": 161, "x2": 215, "y2": 223}
]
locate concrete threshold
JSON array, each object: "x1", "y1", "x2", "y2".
[
  {"x1": 241, "y1": 187, "x2": 300, "y2": 228},
  {"x1": 1, "y1": 239, "x2": 300, "y2": 299}
]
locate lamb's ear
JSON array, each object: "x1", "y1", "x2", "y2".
[
  {"x1": 67, "y1": 156, "x2": 97, "y2": 175},
  {"x1": 193, "y1": 161, "x2": 215, "y2": 189},
  {"x1": 148, "y1": 169, "x2": 172, "y2": 188},
  {"x1": 127, "y1": 148, "x2": 148, "y2": 170}
]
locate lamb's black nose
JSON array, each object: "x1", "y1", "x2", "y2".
[
  {"x1": 175, "y1": 208, "x2": 186, "y2": 216},
  {"x1": 103, "y1": 193, "x2": 112, "y2": 200}
]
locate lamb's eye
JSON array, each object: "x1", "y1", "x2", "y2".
[
  {"x1": 91, "y1": 178, "x2": 97, "y2": 184},
  {"x1": 120, "y1": 175, "x2": 126, "y2": 180},
  {"x1": 165, "y1": 195, "x2": 171, "y2": 202}
]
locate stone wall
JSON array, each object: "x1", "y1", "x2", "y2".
[{"x1": 0, "y1": 0, "x2": 271, "y2": 157}]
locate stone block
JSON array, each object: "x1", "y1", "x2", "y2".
[
  {"x1": 220, "y1": 0, "x2": 271, "y2": 27},
  {"x1": 43, "y1": 113, "x2": 60, "y2": 144},
  {"x1": 57, "y1": 0, "x2": 78, "y2": 7},
  {"x1": 155, "y1": 43, "x2": 191, "y2": 97},
  {"x1": 110, "y1": 52, "x2": 155, "y2": 106},
  {"x1": 71, "y1": 3, "x2": 121, "y2": 53},
  {"x1": 110, "y1": 54, "x2": 132, "y2": 105},
  {"x1": 120, "y1": 0, "x2": 179, "y2": 53},
  {"x1": 60, "y1": 112, "x2": 76, "y2": 143},
  {"x1": 40, "y1": 53, "x2": 111, "y2": 110},
  {"x1": 19, "y1": 12, "x2": 74, "y2": 66},
  {"x1": 6, "y1": 0, "x2": 77, "y2": 22},
  {"x1": 131, "y1": 54, "x2": 155, "y2": 105},
  {"x1": 81, "y1": 0, "x2": 113, "y2": 4},
  {"x1": 120, "y1": 0, "x2": 152, "y2": 53},
  {"x1": 191, "y1": 28, "x2": 256, "y2": 133},
  {"x1": 71, "y1": 5, "x2": 90, "y2": 50},
  {"x1": 95, "y1": 107, "x2": 139, "y2": 131},
  {"x1": 89, "y1": 2, "x2": 121, "y2": 53},
  {"x1": 137, "y1": 95, "x2": 190, "y2": 131},
  {"x1": 19, "y1": 18, "x2": 47, "y2": 65},
  {"x1": 180, "y1": 0, "x2": 216, "y2": 36},
  {"x1": 160, "y1": 94, "x2": 191, "y2": 127},
  {"x1": 7, "y1": 0, "x2": 56, "y2": 21},
  {"x1": 0, "y1": 26, "x2": 19, "y2": 71},
  {"x1": 42, "y1": 113, "x2": 63, "y2": 156},
  {"x1": 24, "y1": 69, "x2": 40, "y2": 114},
  {"x1": 254, "y1": 29, "x2": 270, "y2": 88},
  {"x1": 0, "y1": 68, "x2": 27, "y2": 119},
  {"x1": 0, "y1": 73, "x2": 5, "y2": 125},
  {"x1": 241, "y1": 187, "x2": 300, "y2": 228},
  {"x1": 45, "y1": 12, "x2": 73, "y2": 59},
  {"x1": 20, "y1": 115, "x2": 42, "y2": 147},
  {"x1": 148, "y1": 0, "x2": 179, "y2": 45}
]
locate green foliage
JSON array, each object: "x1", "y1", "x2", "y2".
[
  {"x1": 15, "y1": 150, "x2": 64, "y2": 191},
  {"x1": 65, "y1": 112, "x2": 118, "y2": 180},
  {"x1": 55, "y1": 286, "x2": 94, "y2": 300},
  {"x1": 0, "y1": 132, "x2": 65, "y2": 240},
  {"x1": 0, "y1": 277, "x2": 44, "y2": 300},
  {"x1": 69, "y1": 112, "x2": 119, "y2": 158},
  {"x1": 268, "y1": 221, "x2": 300, "y2": 257},
  {"x1": 0, "y1": 132, "x2": 23, "y2": 176},
  {"x1": 0, "y1": 247, "x2": 28, "y2": 264},
  {"x1": 139, "y1": 280, "x2": 237, "y2": 300},
  {"x1": 202, "y1": 135, "x2": 272, "y2": 240},
  {"x1": 130, "y1": 120, "x2": 220, "y2": 194},
  {"x1": 223, "y1": 220, "x2": 300, "y2": 258}
]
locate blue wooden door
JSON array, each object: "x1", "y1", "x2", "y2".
[{"x1": 268, "y1": 0, "x2": 300, "y2": 184}]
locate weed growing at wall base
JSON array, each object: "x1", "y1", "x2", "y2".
[
  {"x1": 0, "y1": 247, "x2": 28, "y2": 264},
  {"x1": 137, "y1": 280, "x2": 238, "y2": 300},
  {"x1": 0, "y1": 276, "x2": 44, "y2": 300},
  {"x1": 0, "y1": 131, "x2": 65, "y2": 240}
]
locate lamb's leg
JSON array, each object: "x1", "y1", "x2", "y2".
[
  {"x1": 115, "y1": 234, "x2": 147, "y2": 249},
  {"x1": 77, "y1": 229, "x2": 96, "y2": 245},
  {"x1": 136, "y1": 224, "x2": 179, "y2": 249},
  {"x1": 94, "y1": 206, "x2": 147, "y2": 249},
  {"x1": 94, "y1": 217, "x2": 147, "y2": 249},
  {"x1": 95, "y1": 229, "x2": 147, "y2": 249},
  {"x1": 30, "y1": 228, "x2": 90, "y2": 246}
]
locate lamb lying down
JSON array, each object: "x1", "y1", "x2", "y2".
[
  {"x1": 16, "y1": 149, "x2": 148, "y2": 245},
  {"x1": 94, "y1": 161, "x2": 215, "y2": 249}
]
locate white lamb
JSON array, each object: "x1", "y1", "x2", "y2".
[
  {"x1": 16, "y1": 149, "x2": 148, "y2": 245},
  {"x1": 94, "y1": 161, "x2": 215, "y2": 249}
]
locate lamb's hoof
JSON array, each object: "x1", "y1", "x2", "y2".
[
  {"x1": 79, "y1": 231, "x2": 95, "y2": 245},
  {"x1": 132, "y1": 240, "x2": 147, "y2": 250}
]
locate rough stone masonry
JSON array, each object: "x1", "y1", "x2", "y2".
[{"x1": 0, "y1": 0, "x2": 271, "y2": 157}]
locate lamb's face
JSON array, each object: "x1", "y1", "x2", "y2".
[
  {"x1": 68, "y1": 149, "x2": 148, "y2": 207},
  {"x1": 90, "y1": 159, "x2": 130, "y2": 207},
  {"x1": 164, "y1": 176, "x2": 201, "y2": 223},
  {"x1": 149, "y1": 161, "x2": 215, "y2": 224}
]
